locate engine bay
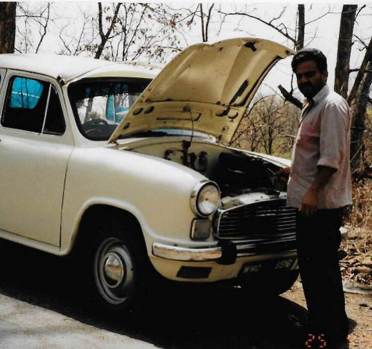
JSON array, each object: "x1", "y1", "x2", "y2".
[{"x1": 124, "y1": 138, "x2": 287, "y2": 200}]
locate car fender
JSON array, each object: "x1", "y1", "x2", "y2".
[{"x1": 60, "y1": 146, "x2": 206, "y2": 254}]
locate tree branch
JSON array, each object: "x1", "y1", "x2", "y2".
[
  {"x1": 199, "y1": 4, "x2": 205, "y2": 42},
  {"x1": 278, "y1": 85, "x2": 303, "y2": 109},
  {"x1": 218, "y1": 10, "x2": 296, "y2": 45},
  {"x1": 355, "y1": 4, "x2": 367, "y2": 19},
  {"x1": 205, "y1": 4, "x2": 215, "y2": 42},
  {"x1": 354, "y1": 34, "x2": 368, "y2": 50},
  {"x1": 95, "y1": 3, "x2": 122, "y2": 59},
  {"x1": 35, "y1": 3, "x2": 50, "y2": 53},
  {"x1": 304, "y1": 10, "x2": 331, "y2": 26}
]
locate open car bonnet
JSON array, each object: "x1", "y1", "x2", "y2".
[{"x1": 109, "y1": 37, "x2": 293, "y2": 144}]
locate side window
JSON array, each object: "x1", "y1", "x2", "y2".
[{"x1": 1, "y1": 76, "x2": 65, "y2": 135}]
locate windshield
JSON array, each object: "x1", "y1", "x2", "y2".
[{"x1": 68, "y1": 77, "x2": 151, "y2": 140}]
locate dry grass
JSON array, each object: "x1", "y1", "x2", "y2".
[
  {"x1": 345, "y1": 179, "x2": 372, "y2": 233},
  {"x1": 341, "y1": 179, "x2": 372, "y2": 288}
]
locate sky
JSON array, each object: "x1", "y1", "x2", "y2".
[{"x1": 14, "y1": 1, "x2": 372, "y2": 100}]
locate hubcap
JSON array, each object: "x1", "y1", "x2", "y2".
[
  {"x1": 94, "y1": 237, "x2": 135, "y2": 305},
  {"x1": 103, "y1": 252, "x2": 125, "y2": 288}
]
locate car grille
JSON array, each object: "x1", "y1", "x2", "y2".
[{"x1": 215, "y1": 199, "x2": 297, "y2": 240}]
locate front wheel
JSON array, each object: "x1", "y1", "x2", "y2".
[
  {"x1": 82, "y1": 215, "x2": 152, "y2": 313},
  {"x1": 94, "y1": 237, "x2": 136, "y2": 307}
]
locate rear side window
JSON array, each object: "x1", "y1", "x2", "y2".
[
  {"x1": 1, "y1": 76, "x2": 65, "y2": 135},
  {"x1": 10, "y1": 77, "x2": 44, "y2": 109}
]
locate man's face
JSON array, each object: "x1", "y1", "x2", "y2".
[{"x1": 294, "y1": 60, "x2": 327, "y2": 99}]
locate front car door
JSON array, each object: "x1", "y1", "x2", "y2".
[{"x1": 0, "y1": 71, "x2": 73, "y2": 246}]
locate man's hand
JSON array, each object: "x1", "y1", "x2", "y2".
[
  {"x1": 278, "y1": 166, "x2": 291, "y2": 175},
  {"x1": 277, "y1": 166, "x2": 291, "y2": 179},
  {"x1": 299, "y1": 166, "x2": 336, "y2": 216},
  {"x1": 300, "y1": 187, "x2": 318, "y2": 216}
]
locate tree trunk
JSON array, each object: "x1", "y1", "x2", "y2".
[
  {"x1": 348, "y1": 36, "x2": 372, "y2": 104},
  {"x1": 296, "y1": 4, "x2": 305, "y2": 50},
  {"x1": 278, "y1": 5, "x2": 304, "y2": 109},
  {"x1": 0, "y1": 2, "x2": 16, "y2": 53},
  {"x1": 350, "y1": 60, "x2": 372, "y2": 172},
  {"x1": 334, "y1": 5, "x2": 357, "y2": 98}
]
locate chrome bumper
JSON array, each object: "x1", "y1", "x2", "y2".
[{"x1": 152, "y1": 242, "x2": 222, "y2": 261}]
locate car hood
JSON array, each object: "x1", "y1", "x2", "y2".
[{"x1": 109, "y1": 37, "x2": 293, "y2": 144}]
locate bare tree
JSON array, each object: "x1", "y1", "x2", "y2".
[
  {"x1": 199, "y1": 3, "x2": 215, "y2": 42},
  {"x1": 57, "y1": 3, "x2": 183, "y2": 63},
  {"x1": 15, "y1": 2, "x2": 53, "y2": 53},
  {"x1": 334, "y1": 5, "x2": 372, "y2": 173},
  {"x1": 219, "y1": 5, "x2": 309, "y2": 50},
  {"x1": 348, "y1": 36, "x2": 372, "y2": 104},
  {"x1": 0, "y1": 2, "x2": 16, "y2": 53},
  {"x1": 58, "y1": 11, "x2": 92, "y2": 56},
  {"x1": 166, "y1": 3, "x2": 216, "y2": 43},
  {"x1": 231, "y1": 94, "x2": 300, "y2": 156},
  {"x1": 95, "y1": 3, "x2": 122, "y2": 59},
  {"x1": 334, "y1": 5, "x2": 358, "y2": 98},
  {"x1": 349, "y1": 38, "x2": 372, "y2": 172}
]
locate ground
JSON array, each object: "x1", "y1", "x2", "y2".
[
  {"x1": 283, "y1": 280, "x2": 372, "y2": 349},
  {"x1": 0, "y1": 237, "x2": 371, "y2": 349}
]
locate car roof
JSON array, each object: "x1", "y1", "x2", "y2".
[{"x1": 0, "y1": 53, "x2": 158, "y2": 83}]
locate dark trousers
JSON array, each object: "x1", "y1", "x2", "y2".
[{"x1": 296, "y1": 208, "x2": 349, "y2": 342}]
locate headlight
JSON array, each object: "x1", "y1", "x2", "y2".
[{"x1": 191, "y1": 181, "x2": 221, "y2": 217}]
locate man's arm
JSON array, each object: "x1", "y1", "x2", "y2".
[{"x1": 300, "y1": 165, "x2": 336, "y2": 216}]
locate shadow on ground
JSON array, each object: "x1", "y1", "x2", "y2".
[{"x1": 0, "y1": 239, "x2": 308, "y2": 348}]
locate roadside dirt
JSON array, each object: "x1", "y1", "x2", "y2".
[{"x1": 283, "y1": 280, "x2": 372, "y2": 349}]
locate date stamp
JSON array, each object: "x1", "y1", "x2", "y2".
[{"x1": 304, "y1": 333, "x2": 327, "y2": 348}]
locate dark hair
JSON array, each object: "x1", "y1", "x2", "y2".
[{"x1": 291, "y1": 48, "x2": 328, "y2": 73}]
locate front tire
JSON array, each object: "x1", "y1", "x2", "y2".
[
  {"x1": 82, "y1": 213, "x2": 151, "y2": 313},
  {"x1": 94, "y1": 237, "x2": 136, "y2": 307}
]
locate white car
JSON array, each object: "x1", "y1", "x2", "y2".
[{"x1": 0, "y1": 37, "x2": 298, "y2": 312}]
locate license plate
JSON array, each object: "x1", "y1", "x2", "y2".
[
  {"x1": 241, "y1": 263, "x2": 263, "y2": 274},
  {"x1": 274, "y1": 257, "x2": 295, "y2": 270},
  {"x1": 241, "y1": 257, "x2": 296, "y2": 275}
]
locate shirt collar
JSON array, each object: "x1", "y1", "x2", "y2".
[
  {"x1": 311, "y1": 84, "x2": 330, "y2": 106},
  {"x1": 301, "y1": 85, "x2": 329, "y2": 120}
]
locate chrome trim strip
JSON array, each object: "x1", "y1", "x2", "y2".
[{"x1": 152, "y1": 242, "x2": 222, "y2": 261}]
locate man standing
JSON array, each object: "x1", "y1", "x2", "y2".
[{"x1": 286, "y1": 48, "x2": 352, "y2": 348}]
